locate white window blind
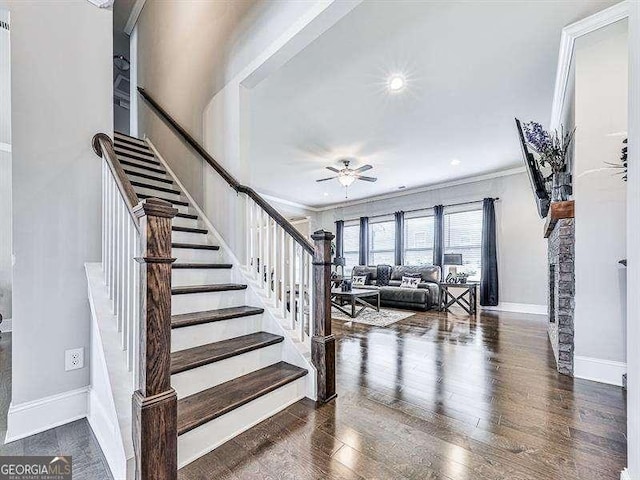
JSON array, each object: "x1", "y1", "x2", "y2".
[
  {"x1": 444, "y1": 208, "x2": 483, "y2": 281},
  {"x1": 404, "y1": 215, "x2": 434, "y2": 265},
  {"x1": 368, "y1": 220, "x2": 395, "y2": 266},
  {"x1": 343, "y1": 224, "x2": 359, "y2": 275}
]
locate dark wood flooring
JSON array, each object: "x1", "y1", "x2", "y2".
[
  {"x1": 0, "y1": 333, "x2": 113, "y2": 480},
  {"x1": 180, "y1": 309, "x2": 627, "y2": 480}
]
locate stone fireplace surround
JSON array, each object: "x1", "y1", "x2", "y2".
[{"x1": 545, "y1": 201, "x2": 575, "y2": 376}]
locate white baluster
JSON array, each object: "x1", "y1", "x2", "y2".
[
  {"x1": 307, "y1": 252, "x2": 313, "y2": 345},
  {"x1": 245, "y1": 196, "x2": 250, "y2": 269},
  {"x1": 298, "y1": 247, "x2": 305, "y2": 342},
  {"x1": 273, "y1": 224, "x2": 280, "y2": 309},
  {"x1": 288, "y1": 236, "x2": 295, "y2": 329},
  {"x1": 281, "y1": 227, "x2": 287, "y2": 319},
  {"x1": 258, "y1": 208, "x2": 264, "y2": 288},
  {"x1": 131, "y1": 233, "x2": 140, "y2": 380},
  {"x1": 265, "y1": 216, "x2": 271, "y2": 299}
]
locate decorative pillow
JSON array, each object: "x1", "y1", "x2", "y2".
[
  {"x1": 352, "y1": 275, "x2": 367, "y2": 286},
  {"x1": 376, "y1": 265, "x2": 392, "y2": 286},
  {"x1": 400, "y1": 276, "x2": 420, "y2": 289}
]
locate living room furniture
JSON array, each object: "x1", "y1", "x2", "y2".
[
  {"x1": 331, "y1": 288, "x2": 381, "y2": 318},
  {"x1": 443, "y1": 253, "x2": 463, "y2": 277},
  {"x1": 350, "y1": 264, "x2": 441, "y2": 311},
  {"x1": 439, "y1": 282, "x2": 478, "y2": 314}
]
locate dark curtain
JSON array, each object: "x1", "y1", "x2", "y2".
[
  {"x1": 394, "y1": 211, "x2": 404, "y2": 265},
  {"x1": 433, "y1": 205, "x2": 444, "y2": 268},
  {"x1": 335, "y1": 220, "x2": 344, "y2": 259},
  {"x1": 481, "y1": 198, "x2": 499, "y2": 306},
  {"x1": 359, "y1": 216, "x2": 369, "y2": 265}
]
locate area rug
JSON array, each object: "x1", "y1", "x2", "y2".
[{"x1": 331, "y1": 307, "x2": 414, "y2": 327}]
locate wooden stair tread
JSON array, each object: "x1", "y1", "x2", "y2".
[
  {"x1": 172, "y1": 226, "x2": 207, "y2": 234},
  {"x1": 124, "y1": 169, "x2": 173, "y2": 184},
  {"x1": 138, "y1": 193, "x2": 188, "y2": 206},
  {"x1": 173, "y1": 263, "x2": 232, "y2": 269},
  {"x1": 177, "y1": 361, "x2": 308, "y2": 435},
  {"x1": 171, "y1": 306, "x2": 264, "y2": 329},
  {"x1": 172, "y1": 284, "x2": 247, "y2": 295},
  {"x1": 115, "y1": 143, "x2": 155, "y2": 157},
  {"x1": 116, "y1": 150, "x2": 161, "y2": 166},
  {"x1": 175, "y1": 212, "x2": 198, "y2": 220},
  {"x1": 172, "y1": 242, "x2": 219, "y2": 250},
  {"x1": 171, "y1": 332, "x2": 283, "y2": 374},
  {"x1": 114, "y1": 131, "x2": 145, "y2": 143},
  {"x1": 114, "y1": 135, "x2": 147, "y2": 149},
  {"x1": 132, "y1": 180, "x2": 181, "y2": 195},
  {"x1": 120, "y1": 159, "x2": 166, "y2": 175}
]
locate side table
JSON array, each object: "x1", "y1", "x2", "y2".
[{"x1": 439, "y1": 282, "x2": 478, "y2": 315}]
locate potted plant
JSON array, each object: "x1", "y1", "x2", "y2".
[{"x1": 523, "y1": 121, "x2": 576, "y2": 201}]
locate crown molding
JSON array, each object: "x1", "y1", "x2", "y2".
[
  {"x1": 124, "y1": 0, "x2": 146, "y2": 36},
  {"x1": 86, "y1": 0, "x2": 114, "y2": 8},
  {"x1": 550, "y1": 1, "x2": 629, "y2": 130},
  {"x1": 260, "y1": 167, "x2": 525, "y2": 214}
]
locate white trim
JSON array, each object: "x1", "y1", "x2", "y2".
[
  {"x1": 621, "y1": 468, "x2": 631, "y2": 480},
  {"x1": 0, "y1": 318, "x2": 11, "y2": 332},
  {"x1": 550, "y1": 1, "x2": 629, "y2": 130},
  {"x1": 574, "y1": 356, "x2": 627, "y2": 387},
  {"x1": 481, "y1": 303, "x2": 547, "y2": 315},
  {"x1": 5, "y1": 387, "x2": 89, "y2": 443},
  {"x1": 124, "y1": 0, "x2": 146, "y2": 37},
  {"x1": 260, "y1": 167, "x2": 525, "y2": 213},
  {"x1": 85, "y1": 0, "x2": 114, "y2": 8},
  {"x1": 0, "y1": 142, "x2": 11, "y2": 153}
]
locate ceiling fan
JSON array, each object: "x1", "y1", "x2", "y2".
[{"x1": 316, "y1": 159, "x2": 377, "y2": 197}]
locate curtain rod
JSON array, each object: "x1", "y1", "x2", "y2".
[{"x1": 338, "y1": 197, "x2": 500, "y2": 223}]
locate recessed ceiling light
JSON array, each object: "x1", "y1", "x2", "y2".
[
  {"x1": 451, "y1": 159, "x2": 461, "y2": 166},
  {"x1": 323, "y1": 192, "x2": 329, "y2": 196},
  {"x1": 387, "y1": 74, "x2": 406, "y2": 93}
]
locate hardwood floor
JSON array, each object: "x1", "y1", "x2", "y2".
[
  {"x1": 0, "y1": 333, "x2": 113, "y2": 480},
  {"x1": 180, "y1": 309, "x2": 627, "y2": 480}
]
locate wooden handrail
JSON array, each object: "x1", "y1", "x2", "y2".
[
  {"x1": 137, "y1": 87, "x2": 314, "y2": 255},
  {"x1": 92, "y1": 132, "x2": 141, "y2": 233}
]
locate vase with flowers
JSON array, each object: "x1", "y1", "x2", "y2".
[{"x1": 522, "y1": 121, "x2": 576, "y2": 202}]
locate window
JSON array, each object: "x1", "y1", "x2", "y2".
[
  {"x1": 342, "y1": 223, "x2": 359, "y2": 275},
  {"x1": 444, "y1": 209, "x2": 482, "y2": 281},
  {"x1": 368, "y1": 220, "x2": 395, "y2": 266},
  {"x1": 403, "y1": 215, "x2": 434, "y2": 265}
]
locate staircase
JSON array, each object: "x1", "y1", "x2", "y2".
[{"x1": 109, "y1": 131, "x2": 310, "y2": 469}]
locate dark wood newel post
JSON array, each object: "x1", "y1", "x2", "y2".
[
  {"x1": 311, "y1": 230, "x2": 337, "y2": 403},
  {"x1": 132, "y1": 198, "x2": 178, "y2": 480}
]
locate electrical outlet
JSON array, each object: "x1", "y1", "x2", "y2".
[{"x1": 65, "y1": 347, "x2": 84, "y2": 371}]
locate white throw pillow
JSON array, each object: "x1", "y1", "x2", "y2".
[
  {"x1": 400, "y1": 276, "x2": 420, "y2": 289},
  {"x1": 352, "y1": 275, "x2": 367, "y2": 286}
]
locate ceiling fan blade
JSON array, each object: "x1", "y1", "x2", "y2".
[
  {"x1": 316, "y1": 176, "x2": 338, "y2": 182},
  {"x1": 356, "y1": 175, "x2": 377, "y2": 182},
  {"x1": 354, "y1": 164, "x2": 373, "y2": 173},
  {"x1": 326, "y1": 166, "x2": 340, "y2": 173}
]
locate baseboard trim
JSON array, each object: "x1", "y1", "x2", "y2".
[
  {"x1": 5, "y1": 387, "x2": 89, "y2": 443},
  {"x1": 0, "y1": 318, "x2": 12, "y2": 332},
  {"x1": 575, "y1": 356, "x2": 627, "y2": 387},
  {"x1": 621, "y1": 468, "x2": 631, "y2": 480},
  {"x1": 482, "y1": 303, "x2": 547, "y2": 315}
]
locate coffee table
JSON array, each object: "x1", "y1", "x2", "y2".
[{"x1": 331, "y1": 288, "x2": 380, "y2": 318}]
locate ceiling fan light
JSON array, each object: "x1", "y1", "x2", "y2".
[{"x1": 338, "y1": 174, "x2": 356, "y2": 187}]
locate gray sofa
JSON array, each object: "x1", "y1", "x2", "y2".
[{"x1": 351, "y1": 265, "x2": 441, "y2": 311}]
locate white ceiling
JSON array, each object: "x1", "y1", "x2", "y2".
[{"x1": 247, "y1": 0, "x2": 617, "y2": 208}]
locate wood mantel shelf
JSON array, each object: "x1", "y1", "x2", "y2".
[{"x1": 544, "y1": 200, "x2": 575, "y2": 238}]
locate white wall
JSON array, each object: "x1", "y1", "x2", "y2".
[
  {"x1": 317, "y1": 171, "x2": 548, "y2": 309},
  {"x1": 573, "y1": 20, "x2": 628, "y2": 372},
  {"x1": 4, "y1": 0, "x2": 111, "y2": 432},
  {"x1": 0, "y1": 8, "x2": 11, "y2": 325}
]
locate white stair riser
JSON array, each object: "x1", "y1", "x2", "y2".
[
  {"x1": 128, "y1": 175, "x2": 175, "y2": 191},
  {"x1": 115, "y1": 135, "x2": 146, "y2": 147},
  {"x1": 177, "y1": 377, "x2": 306, "y2": 468},
  {"x1": 172, "y1": 231, "x2": 212, "y2": 245},
  {"x1": 172, "y1": 217, "x2": 201, "y2": 229},
  {"x1": 170, "y1": 204, "x2": 191, "y2": 215},
  {"x1": 171, "y1": 315, "x2": 263, "y2": 351},
  {"x1": 116, "y1": 155, "x2": 159, "y2": 170},
  {"x1": 121, "y1": 163, "x2": 168, "y2": 178},
  {"x1": 172, "y1": 268, "x2": 232, "y2": 287},
  {"x1": 171, "y1": 343, "x2": 282, "y2": 398},
  {"x1": 134, "y1": 185, "x2": 183, "y2": 202},
  {"x1": 171, "y1": 289, "x2": 246, "y2": 315},
  {"x1": 172, "y1": 248, "x2": 223, "y2": 263}
]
